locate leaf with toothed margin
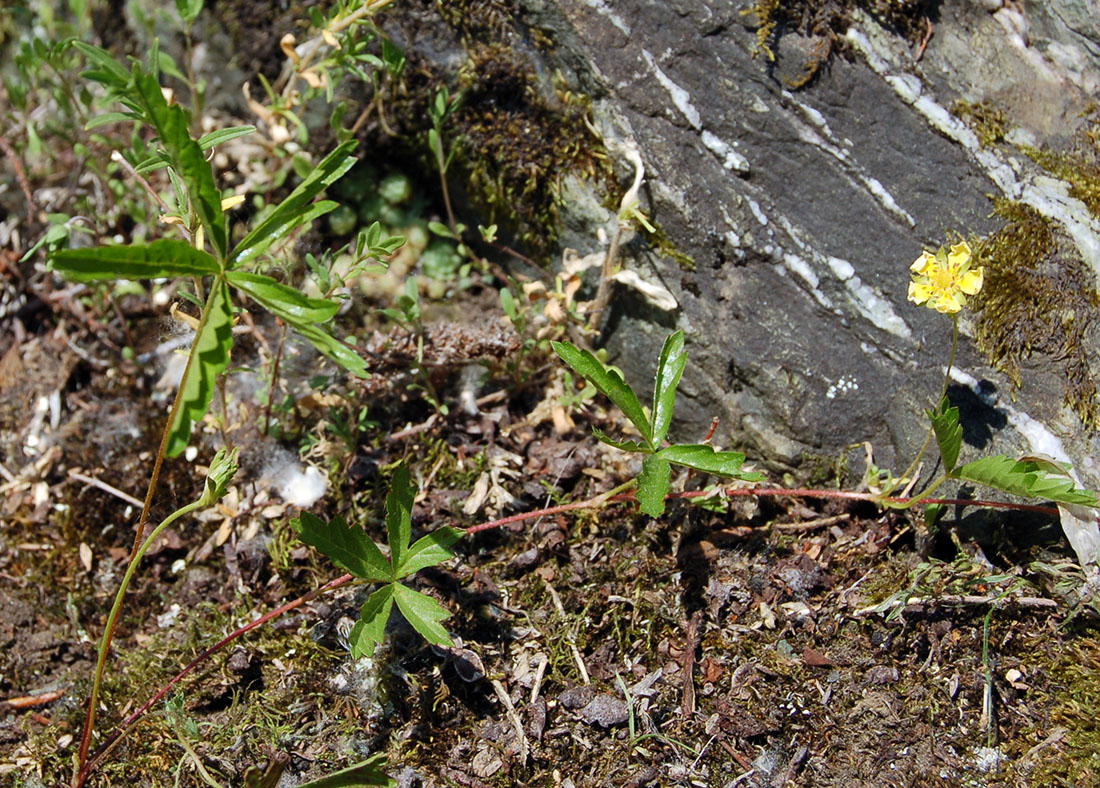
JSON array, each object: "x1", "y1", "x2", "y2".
[{"x1": 164, "y1": 278, "x2": 234, "y2": 457}]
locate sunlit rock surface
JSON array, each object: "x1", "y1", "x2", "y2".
[{"x1": 498, "y1": 0, "x2": 1100, "y2": 484}]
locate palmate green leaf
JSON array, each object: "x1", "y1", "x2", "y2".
[
  {"x1": 637, "y1": 454, "x2": 671, "y2": 518},
  {"x1": 295, "y1": 755, "x2": 395, "y2": 788},
  {"x1": 591, "y1": 427, "x2": 651, "y2": 454},
  {"x1": 164, "y1": 278, "x2": 234, "y2": 457},
  {"x1": 350, "y1": 584, "x2": 395, "y2": 658},
  {"x1": 928, "y1": 396, "x2": 962, "y2": 472},
  {"x1": 393, "y1": 583, "x2": 453, "y2": 647},
  {"x1": 651, "y1": 330, "x2": 686, "y2": 446},
  {"x1": 47, "y1": 238, "x2": 219, "y2": 282},
  {"x1": 386, "y1": 465, "x2": 415, "y2": 571},
  {"x1": 132, "y1": 69, "x2": 227, "y2": 258},
  {"x1": 658, "y1": 444, "x2": 762, "y2": 480},
  {"x1": 397, "y1": 527, "x2": 464, "y2": 578},
  {"x1": 226, "y1": 271, "x2": 340, "y2": 323},
  {"x1": 293, "y1": 512, "x2": 391, "y2": 582},
  {"x1": 954, "y1": 456, "x2": 1099, "y2": 506},
  {"x1": 551, "y1": 341, "x2": 652, "y2": 447},
  {"x1": 231, "y1": 141, "x2": 358, "y2": 267}
]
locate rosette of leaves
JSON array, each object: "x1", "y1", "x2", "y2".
[
  {"x1": 294, "y1": 466, "x2": 463, "y2": 656},
  {"x1": 553, "y1": 330, "x2": 763, "y2": 517},
  {"x1": 47, "y1": 43, "x2": 404, "y2": 458}
]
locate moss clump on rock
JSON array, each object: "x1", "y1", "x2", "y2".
[{"x1": 972, "y1": 198, "x2": 1100, "y2": 429}]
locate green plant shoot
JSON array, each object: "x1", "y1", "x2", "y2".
[
  {"x1": 552, "y1": 330, "x2": 763, "y2": 517},
  {"x1": 294, "y1": 465, "x2": 464, "y2": 656}
]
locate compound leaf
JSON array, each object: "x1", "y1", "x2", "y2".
[
  {"x1": 47, "y1": 238, "x2": 219, "y2": 282},
  {"x1": 293, "y1": 512, "x2": 391, "y2": 583},
  {"x1": 551, "y1": 340, "x2": 652, "y2": 446},
  {"x1": 651, "y1": 330, "x2": 686, "y2": 446},
  {"x1": 232, "y1": 141, "x2": 357, "y2": 267},
  {"x1": 164, "y1": 278, "x2": 234, "y2": 457},
  {"x1": 227, "y1": 271, "x2": 340, "y2": 324},
  {"x1": 133, "y1": 69, "x2": 227, "y2": 258},
  {"x1": 954, "y1": 456, "x2": 1098, "y2": 507},
  {"x1": 398, "y1": 527, "x2": 464, "y2": 578},
  {"x1": 928, "y1": 396, "x2": 962, "y2": 472},
  {"x1": 393, "y1": 583, "x2": 453, "y2": 647},
  {"x1": 350, "y1": 584, "x2": 395, "y2": 658},
  {"x1": 637, "y1": 454, "x2": 671, "y2": 518}
]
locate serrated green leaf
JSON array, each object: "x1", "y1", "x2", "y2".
[
  {"x1": 397, "y1": 527, "x2": 464, "y2": 578},
  {"x1": 928, "y1": 396, "x2": 962, "y2": 472},
  {"x1": 296, "y1": 755, "x2": 395, "y2": 788},
  {"x1": 393, "y1": 583, "x2": 453, "y2": 647},
  {"x1": 954, "y1": 456, "x2": 1099, "y2": 506},
  {"x1": 551, "y1": 341, "x2": 652, "y2": 446},
  {"x1": 350, "y1": 584, "x2": 395, "y2": 658},
  {"x1": 591, "y1": 426, "x2": 651, "y2": 453},
  {"x1": 292, "y1": 321, "x2": 370, "y2": 378},
  {"x1": 164, "y1": 278, "x2": 234, "y2": 457},
  {"x1": 637, "y1": 454, "x2": 671, "y2": 518},
  {"x1": 198, "y1": 125, "x2": 256, "y2": 151},
  {"x1": 132, "y1": 70, "x2": 227, "y2": 258},
  {"x1": 293, "y1": 512, "x2": 391, "y2": 582},
  {"x1": 227, "y1": 271, "x2": 340, "y2": 324},
  {"x1": 657, "y1": 444, "x2": 760, "y2": 479},
  {"x1": 386, "y1": 465, "x2": 415, "y2": 572},
  {"x1": 651, "y1": 330, "x2": 686, "y2": 446},
  {"x1": 232, "y1": 141, "x2": 357, "y2": 267},
  {"x1": 47, "y1": 238, "x2": 219, "y2": 282}
]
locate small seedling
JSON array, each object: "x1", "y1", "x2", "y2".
[
  {"x1": 552, "y1": 330, "x2": 763, "y2": 517},
  {"x1": 294, "y1": 465, "x2": 464, "y2": 655}
]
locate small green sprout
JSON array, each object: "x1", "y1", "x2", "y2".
[
  {"x1": 552, "y1": 330, "x2": 762, "y2": 517},
  {"x1": 294, "y1": 465, "x2": 464, "y2": 656}
]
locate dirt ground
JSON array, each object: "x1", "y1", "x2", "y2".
[
  {"x1": 3, "y1": 2, "x2": 1100, "y2": 787},
  {"x1": 2, "y1": 319, "x2": 1100, "y2": 787}
]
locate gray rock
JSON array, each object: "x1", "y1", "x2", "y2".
[{"x1": 487, "y1": 0, "x2": 1100, "y2": 499}]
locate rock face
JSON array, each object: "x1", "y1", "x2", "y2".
[{"x1": 498, "y1": 0, "x2": 1100, "y2": 485}]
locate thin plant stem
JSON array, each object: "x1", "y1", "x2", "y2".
[
  {"x1": 74, "y1": 281, "x2": 223, "y2": 786},
  {"x1": 891, "y1": 315, "x2": 961, "y2": 500}
]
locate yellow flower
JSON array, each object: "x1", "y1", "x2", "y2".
[{"x1": 907, "y1": 241, "x2": 983, "y2": 314}]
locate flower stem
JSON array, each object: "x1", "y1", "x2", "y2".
[{"x1": 890, "y1": 315, "x2": 961, "y2": 502}]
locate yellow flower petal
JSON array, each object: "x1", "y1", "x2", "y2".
[
  {"x1": 947, "y1": 241, "x2": 972, "y2": 268},
  {"x1": 908, "y1": 280, "x2": 931, "y2": 304},
  {"x1": 910, "y1": 251, "x2": 936, "y2": 273},
  {"x1": 194, "y1": 224, "x2": 205, "y2": 251},
  {"x1": 958, "y1": 267, "x2": 984, "y2": 295},
  {"x1": 221, "y1": 194, "x2": 245, "y2": 211}
]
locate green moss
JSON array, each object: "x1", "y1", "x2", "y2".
[
  {"x1": 952, "y1": 99, "x2": 1010, "y2": 148},
  {"x1": 1015, "y1": 632, "x2": 1100, "y2": 785},
  {"x1": 1026, "y1": 109, "x2": 1100, "y2": 218},
  {"x1": 972, "y1": 199, "x2": 1100, "y2": 429},
  {"x1": 452, "y1": 41, "x2": 614, "y2": 257}
]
